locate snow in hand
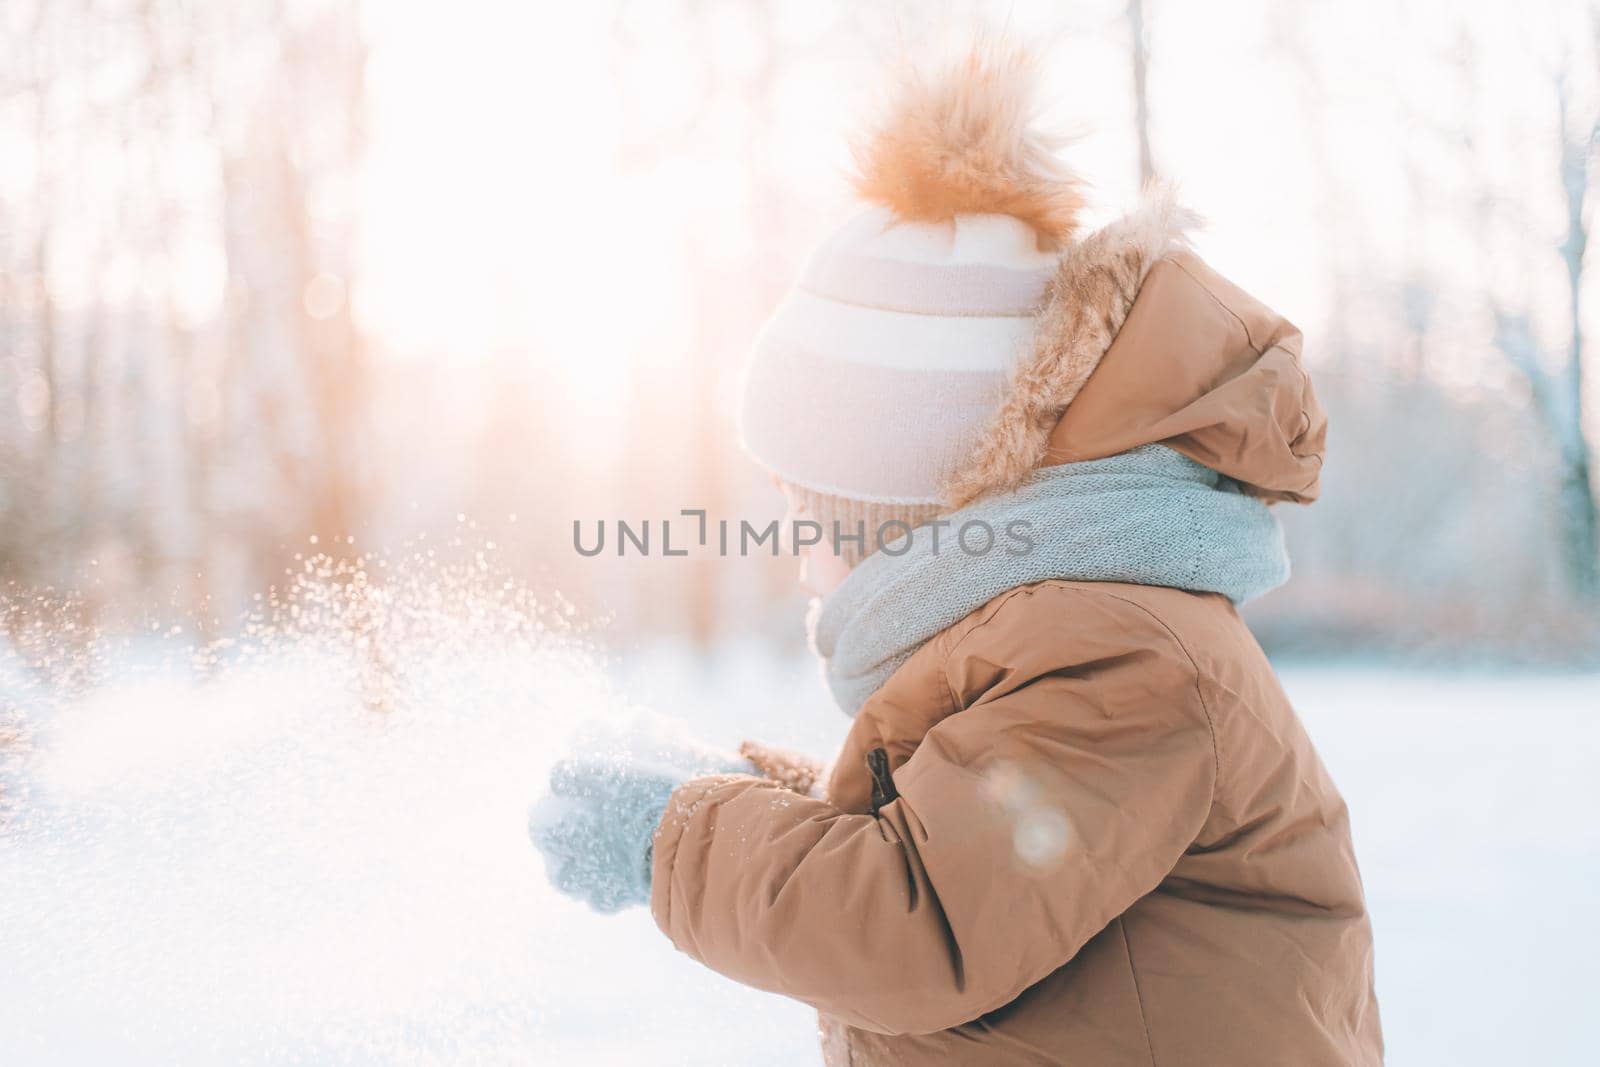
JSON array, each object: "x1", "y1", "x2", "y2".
[{"x1": 1, "y1": 557, "x2": 1597, "y2": 1065}]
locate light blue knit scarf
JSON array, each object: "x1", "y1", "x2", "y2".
[{"x1": 810, "y1": 445, "x2": 1290, "y2": 716}]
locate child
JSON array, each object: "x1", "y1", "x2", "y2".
[{"x1": 531, "y1": 44, "x2": 1383, "y2": 1066}]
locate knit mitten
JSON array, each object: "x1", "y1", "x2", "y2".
[{"x1": 528, "y1": 714, "x2": 751, "y2": 913}]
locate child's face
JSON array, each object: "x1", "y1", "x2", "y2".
[{"x1": 778, "y1": 486, "x2": 851, "y2": 598}]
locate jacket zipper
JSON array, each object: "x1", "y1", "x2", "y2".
[{"x1": 866, "y1": 747, "x2": 898, "y2": 815}]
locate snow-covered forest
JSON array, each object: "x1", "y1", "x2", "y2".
[
  {"x1": 2, "y1": 1, "x2": 1598, "y2": 1064},
  {"x1": 2, "y1": 0, "x2": 1596, "y2": 657}
]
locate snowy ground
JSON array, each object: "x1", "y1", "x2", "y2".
[{"x1": 1, "y1": 628, "x2": 1596, "y2": 1065}]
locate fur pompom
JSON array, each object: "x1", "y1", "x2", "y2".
[
  {"x1": 850, "y1": 42, "x2": 1085, "y2": 245},
  {"x1": 940, "y1": 183, "x2": 1200, "y2": 510}
]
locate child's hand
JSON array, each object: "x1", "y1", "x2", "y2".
[
  {"x1": 738, "y1": 740, "x2": 826, "y2": 797},
  {"x1": 528, "y1": 714, "x2": 750, "y2": 913}
]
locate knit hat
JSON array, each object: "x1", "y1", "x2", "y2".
[
  {"x1": 739, "y1": 44, "x2": 1192, "y2": 565},
  {"x1": 748, "y1": 204, "x2": 1061, "y2": 565}
]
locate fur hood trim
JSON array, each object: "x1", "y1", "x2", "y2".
[
  {"x1": 940, "y1": 183, "x2": 1200, "y2": 510},
  {"x1": 850, "y1": 42, "x2": 1085, "y2": 245}
]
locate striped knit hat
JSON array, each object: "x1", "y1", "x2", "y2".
[
  {"x1": 742, "y1": 209, "x2": 1059, "y2": 565},
  {"x1": 739, "y1": 45, "x2": 1087, "y2": 566}
]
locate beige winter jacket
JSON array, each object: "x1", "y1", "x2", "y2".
[{"x1": 650, "y1": 251, "x2": 1383, "y2": 1065}]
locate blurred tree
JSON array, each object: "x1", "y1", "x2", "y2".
[
  {"x1": 1250, "y1": 0, "x2": 1600, "y2": 655},
  {"x1": 0, "y1": 0, "x2": 371, "y2": 627},
  {"x1": 1487, "y1": 11, "x2": 1599, "y2": 600},
  {"x1": 609, "y1": 0, "x2": 800, "y2": 649},
  {"x1": 1126, "y1": 0, "x2": 1155, "y2": 186}
]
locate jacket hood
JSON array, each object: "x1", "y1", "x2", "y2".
[{"x1": 941, "y1": 188, "x2": 1326, "y2": 507}]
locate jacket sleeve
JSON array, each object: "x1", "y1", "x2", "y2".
[{"x1": 648, "y1": 586, "x2": 1218, "y2": 1036}]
